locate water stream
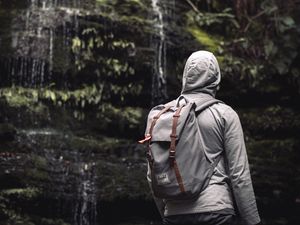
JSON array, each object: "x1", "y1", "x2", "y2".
[
  {"x1": 5, "y1": 0, "x2": 83, "y2": 87},
  {"x1": 151, "y1": 0, "x2": 168, "y2": 104},
  {"x1": 9, "y1": 1, "x2": 98, "y2": 223},
  {"x1": 0, "y1": 0, "x2": 171, "y2": 224},
  {"x1": 74, "y1": 162, "x2": 97, "y2": 225},
  {"x1": 19, "y1": 128, "x2": 98, "y2": 225}
]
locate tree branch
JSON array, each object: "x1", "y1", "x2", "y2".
[{"x1": 185, "y1": 0, "x2": 201, "y2": 14}]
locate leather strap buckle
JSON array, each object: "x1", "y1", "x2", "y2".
[{"x1": 169, "y1": 150, "x2": 175, "y2": 158}]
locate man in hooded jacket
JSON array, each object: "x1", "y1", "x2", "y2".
[{"x1": 147, "y1": 50, "x2": 261, "y2": 225}]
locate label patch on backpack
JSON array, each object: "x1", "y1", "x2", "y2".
[{"x1": 156, "y1": 173, "x2": 171, "y2": 185}]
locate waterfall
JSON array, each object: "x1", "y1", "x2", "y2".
[
  {"x1": 18, "y1": 129, "x2": 98, "y2": 225},
  {"x1": 74, "y1": 162, "x2": 97, "y2": 225},
  {"x1": 151, "y1": 0, "x2": 168, "y2": 105},
  {"x1": 10, "y1": 0, "x2": 53, "y2": 87},
  {"x1": 6, "y1": 1, "x2": 99, "y2": 223},
  {"x1": 4, "y1": 0, "x2": 83, "y2": 88}
]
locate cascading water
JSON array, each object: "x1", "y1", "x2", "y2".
[
  {"x1": 1, "y1": 1, "x2": 99, "y2": 224},
  {"x1": 2, "y1": 0, "x2": 83, "y2": 87},
  {"x1": 74, "y1": 162, "x2": 97, "y2": 225},
  {"x1": 151, "y1": 0, "x2": 168, "y2": 105},
  {"x1": 18, "y1": 128, "x2": 98, "y2": 225},
  {"x1": 0, "y1": 0, "x2": 179, "y2": 224}
]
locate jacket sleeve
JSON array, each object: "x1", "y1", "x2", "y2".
[
  {"x1": 147, "y1": 164, "x2": 165, "y2": 218},
  {"x1": 223, "y1": 108, "x2": 261, "y2": 225}
]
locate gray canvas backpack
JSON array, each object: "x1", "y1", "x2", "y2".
[{"x1": 139, "y1": 95, "x2": 223, "y2": 200}]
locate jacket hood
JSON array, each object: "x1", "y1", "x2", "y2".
[{"x1": 181, "y1": 50, "x2": 221, "y2": 97}]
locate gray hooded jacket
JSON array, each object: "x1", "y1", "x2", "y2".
[{"x1": 148, "y1": 51, "x2": 261, "y2": 225}]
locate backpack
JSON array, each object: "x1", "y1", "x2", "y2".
[{"x1": 139, "y1": 95, "x2": 223, "y2": 200}]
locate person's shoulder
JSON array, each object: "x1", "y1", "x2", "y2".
[
  {"x1": 212, "y1": 100, "x2": 234, "y2": 114},
  {"x1": 212, "y1": 101, "x2": 240, "y2": 121}
]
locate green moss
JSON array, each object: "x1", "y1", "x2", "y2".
[
  {"x1": 1, "y1": 187, "x2": 41, "y2": 199},
  {"x1": 53, "y1": 37, "x2": 72, "y2": 74},
  {"x1": 119, "y1": 15, "x2": 149, "y2": 26},
  {"x1": 32, "y1": 155, "x2": 48, "y2": 169},
  {"x1": 258, "y1": 83, "x2": 282, "y2": 93},
  {"x1": 0, "y1": 85, "x2": 102, "y2": 110},
  {"x1": 0, "y1": 123, "x2": 16, "y2": 138},
  {"x1": 37, "y1": 218, "x2": 70, "y2": 225},
  {"x1": 185, "y1": 11, "x2": 221, "y2": 53},
  {"x1": 25, "y1": 168, "x2": 49, "y2": 181},
  {"x1": 104, "y1": 105, "x2": 143, "y2": 126},
  {"x1": 96, "y1": 158, "x2": 151, "y2": 201},
  {"x1": 70, "y1": 135, "x2": 131, "y2": 153},
  {"x1": 187, "y1": 26, "x2": 220, "y2": 53},
  {"x1": 0, "y1": 208, "x2": 70, "y2": 225},
  {"x1": 1, "y1": 90, "x2": 34, "y2": 107},
  {"x1": 0, "y1": 87, "x2": 48, "y2": 114},
  {"x1": 129, "y1": 0, "x2": 142, "y2": 4},
  {"x1": 247, "y1": 139, "x2": 298, "y2": 157},
  {"x1": 238, "y1": 106, "x2": 300, "y2": 136},
  {"x1": 96, "y1": 0, "x2": 113, "y2": 3},
  {"x1": 95, "y1": 0, "x2": 148, "y2": 19},
  {"x1": 98, "y1": 136, "x2": 130, "y2": 151}
]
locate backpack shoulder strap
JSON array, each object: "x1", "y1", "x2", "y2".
[
  {"x1": 164, "y1": 99, "x2": 177, "y2": 107},
  {"x1": 194, "y1": 97, "x2": 223, "y2": 113}
]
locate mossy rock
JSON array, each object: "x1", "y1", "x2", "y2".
[
  {"x1": 185, "y1": 11, "x2": 221, "y2": 53},
  {"x1": 237, "y1": 106, "x2": 300, "y2": 138},
  {"x1": 0, "y1": 187, "x2": 41, "y2": 200},
  {"x1": 96, "y1": 157, "x2": 150, "y2": 201},
  {"x1": 246, "y1": 138, "x2": 300, "y2": 207},
  {"x1": 0, "y1": 123, "x2": 16, "y2": 142},
  {"x1": 246, "y1": 138, "x2": 299, "y2": 159}
]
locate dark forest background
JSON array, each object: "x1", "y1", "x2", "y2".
[{"x1": 0, "y1": 0, "x2": 299, "y2": 224}]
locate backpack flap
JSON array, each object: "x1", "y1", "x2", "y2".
[{"x1": 146, "y1": 102, "x2": 195, "y2": 142}]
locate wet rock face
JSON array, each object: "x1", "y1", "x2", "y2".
[
  {"x1": 0, "y1": 123, "x2": 16, "y2": 142},
  {"x1": 0, "y1": 0, "x2": 299, "y2": 225},
  {"x1": 0, "y1": 124, "x2": 152, "y2": 224},
  {"x1": 1, "y1": 1, "x2": 195, "y2": 224},
  {"x1": 0, "y1": 0, "x2": 154, "y2": 221}
]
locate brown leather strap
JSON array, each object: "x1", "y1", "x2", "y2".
[
  {"x1": 173, "y1": 160, "x2": 185, "y2": 193},
  {"x1": 169, "y1": 105, "x2": 184, "y2": 164},
  {"x1": 169, "y1": 105, "x2": 185, "y2": 193}
]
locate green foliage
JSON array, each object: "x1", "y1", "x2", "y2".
[
  {"x1": 95, "y1": 0, "x2": 148, "y2": 17},
  {"x1": 72, "y1": 29, "x2": 136, "y2": 74},
  {"x1": 186, "y1": 26, "x2": 219, "y2": 53},
  {"x1": 187, "y1": 0, "x2": 300, "y2": 89},
  {"x1": 97, "y1": 103, "x2": 143, "y2": 126},
  {"x1": 70, "y1": 23, "x2": 145, "y2": 105},
  {"x1": 193, "y1": 7, "x2": 240, "y2": 29},
  {"x1": 0, "y1": 86, "x2": 101, "y2": 109},
  {"x1": 0, "y1": 1, "x2": 299, "y2": 224},
  {"x1": 239, "y1": 105, "x2": 300, "y2": 136},
  {"x1": 247, "y1": 139, "x2": 298, "y2": 159},
  {"x1": 0, "y1": 84, "x2": 141, "y2": 112},
  {"x1": 96, "y1": 157, "x2": 150, "y2": 201},
  {"x1": 186, "y1": 11, "x2": 222, "y2": 53},
  {"x1": 37, "y1": 218, "x2": 70, "y2": 225},
  {"x1": 25, "y1": 168, "x2": 49, "y2": 181},
  {"x1": 242, "y1": 1, "x2": 299, "y2": 77},
  {"x1": 220, "y1": 53, "x2": 265, "y2": 88},
  {"x1": 70, "y1": 135, "x2": 130, "y2": 153},
  {"x1": 0, "y1": 188, "x2": 41, "y2": 225},
  {"x1": 1, "y1": 188, "x2": 40, "y2": 199}
]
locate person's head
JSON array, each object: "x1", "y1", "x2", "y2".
[{"x1": 181, "y1": 50, "x2": 221, "y2": 97}]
